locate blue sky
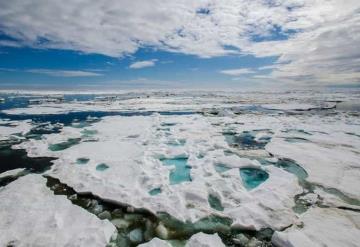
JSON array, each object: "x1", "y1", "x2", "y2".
[
  {"x1": 0, "y1": 0, "x2": 359, "y2": 89},
  {"x1": 0, "y1": 41, "x2": 277, "y2": 89}
]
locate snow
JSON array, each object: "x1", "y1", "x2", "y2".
[
  {"x1": 272, "y1": 207, "x2": 360, "y2": 247},
  {"x1": 0, "y1": 174, "x2": 116, "y2": 247}
]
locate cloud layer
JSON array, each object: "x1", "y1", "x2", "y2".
[
  {"x1": 129, "y1": 59, "x2": 157, "y2": 69},
  {"x1": 27, "y1": 69, "x2": 102, "y2": 77},
  {"x1": 0, "y1": 0, "x2": 359, "y2": 85},
  {"x1": 220, "y1": 68, "x2": 255, "y2": 76}
]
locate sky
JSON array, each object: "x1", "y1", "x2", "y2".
[{"x1": 0, "y1": 0, "x2": 359, "y2": 90}]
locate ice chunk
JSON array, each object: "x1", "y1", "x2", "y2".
[
  {"x1": 155, "y1": 223, "x2": 169, "y2": 239},
  {"x1": 138, "y1": 238, "x2": 172, "y2": 247},
  {"x1": 186, "y1": 233, "x2": 225, "y2": 247},
  {"x1": 232, "y1": 233, "x2": 249, "y2": 246},
  {"x1": 0, "y1": 168, "x2": 26, "y2": 180},
  {"x1": 0, "y1": 168, "x2": 27, "y2": 187},
  {"x1": 128, "y1": 228, "x2": 144, "y2": 244},
  {"x1": 0, "y1": 120, "x2": 32, "y2": 141},
  {"x1": 111, "y1": 219, "x2": 130, "y2": 229}
]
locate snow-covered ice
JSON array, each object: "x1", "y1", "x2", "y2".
[
  {"x1": 0, "y1": 174, "x2": 116, "y2": 247},
  {"x1": 0, "y1": 168, "x2": 26, "y2": 180},
  {"x1": 186, "y1": 232, "x2": 225, "y2": 247},
  {"x1": 0, "y1": 119, "x2": 32, "y2": 141},
  {"x1": 138, "y1": 238, "x2": 172, "y2": 247},
  {"x1": 266, "y1": 125, "x2": 360, "y2": 199},
  {"x1": 272, "y1": 207, "x2": 360, "y2": 247},
  {"x1": 137, "y1": 233, "x2": 225, "y2": 247},
  {"x1": 14, "y1": 114, "x2": 303, "y2": 231}
]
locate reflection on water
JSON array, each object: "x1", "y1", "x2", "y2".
[{"x1": 0, "y1": 145, "x2": 55, "y2": 174}]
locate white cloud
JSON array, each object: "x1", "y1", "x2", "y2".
[
  {"x1": 129, "y1": 59, "x2": 157, "y2": 69},
  {"x1": 0, "y1": 40, "x2": 21, "y2": 47},
  {"x1": 26, "y1": 69, "x2": 102, "y2": 77},
  {"x1": 220, "y1": 68, "x2": 255, "y2": 76},
  {"x1": 0, "y1": 0, "x2": 359, "y2": 85}
]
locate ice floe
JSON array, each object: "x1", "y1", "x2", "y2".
[
  {"x1": 0, "y1": 174, "x2": 116, "y2": 246},
  {"x1": 0, "y1": 168, "x2": 26, "y2": 180},
  {"x1": 186, "y1": 232, "x2": 225, "y2": 247},
  {"x1": 0, "y1": 119, "x2": 32, "y2": 141},
  {"x1": 15, "y1": 114, "x2": 303, "y2": 231},
  {"x1": 272, "y1": 207, "x2": 360, "y2": 247},
  {"x1": 138, "y1": 238, "x2": 171, "y2": 247},
  {"x1": 266, "y1": 131, "x2": 360, "y2": 199}
]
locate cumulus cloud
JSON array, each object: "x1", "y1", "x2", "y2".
[
  {"x1": 0, "y1": 0, "x2": 359, "y2": 85},
  {"x1": 26, "y1": 69, "x2": 102, "y2": 77},
  {"x1": 129, "y1": 59, "x2": 157, "y2": 69},
  {"x1": 220, "y1": 68, "x2": 255, "y2": 76}
]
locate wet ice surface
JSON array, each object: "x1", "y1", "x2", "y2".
[
  {"x1": 240, "y1": 168, "x2": 269, "y2": 190},
  {"x1": 0, "y1": 90, "x2": 360, "y2": 246},
  {"x1": 161, "y1": 158, "x2": 191, "y2": 184}
]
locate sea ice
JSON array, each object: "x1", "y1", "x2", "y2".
[
  {"x1": 16, "y1": 114, "x2": 302, "y2": 230},
  {"x1": 186, "y1": 232, "x2": 225, "y2": 247},
  {"x1": 2, "y1": 91, "x2": 358, "y2": 246},
  {"x1": 272, "y1": 207, "x2": 360, "y2": 247},
  {"x1": 0, "y1": 119, "x2": 32, "y2": 141},
  {"x1": 266, "y1": 131, "x2": 360, "y2": 199},
  {"x1": 138, "y1": 238, "x2": 171, "y2": 247},
  {"x1": 261, "y1": 103, "x2": 318, "y2": 111},
  {"x1": 0, "y1": 168, "x2": 26, "y2": 180},
  {"x1": 0, "y1": 174, "x2": 116, "y2": 247}
]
